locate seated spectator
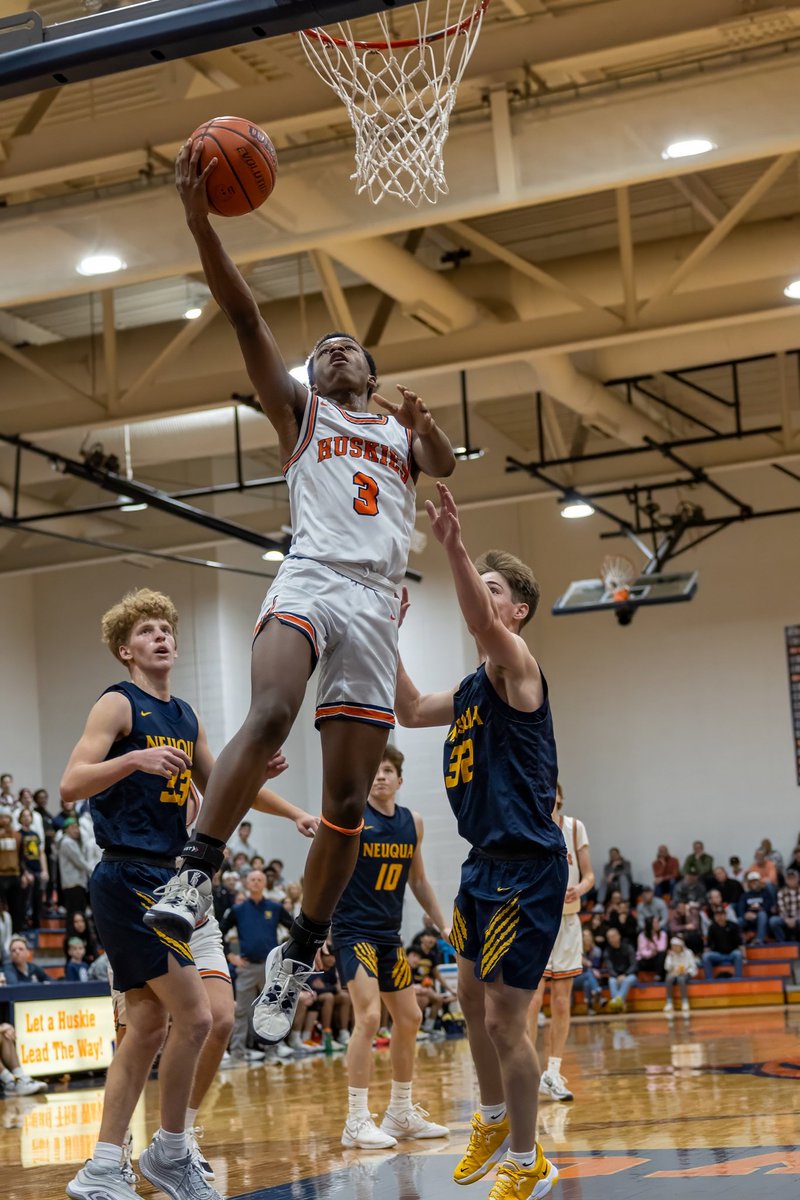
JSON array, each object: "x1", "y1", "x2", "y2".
[
  {"x1": 0, "y1": 900, "x2": 11, "y2": 959},
  {"x1": 787, "y1": 845, "x2": 800, "y2": 876},
  {"x1": 52, "y1": 797, "x2": 77, "y2": 835},
  {"x1": 636, "y1": 884, "x2": 668, "y2": 929},
  {"x1": 411, "y1": 912, "x2": 440, "y2": 946},
  {"x1": 728, "y1": 855, "x2": 745, "y2": 883},
  {"x1": 17, "y1": 809, "x2": 46, "y2": 931},
  {"x1": 296, "y1": 950, "x2": 351, "y2": 1048},
  {"x1": 759, "y1": 838, "x2": 785, "y2": 877},
  {"x1": 590, "y1": 910, "x2": 609, "y2": 951},
  {"x1": 267, "y1": 859, "x2": 286, "y2": 887},
  {"x1": 263, "y1": 866, "x2": 286, "y2": 901},
  {"x1": 228, "y1": 819, "x2": 262, "y2": 861},
  {"x1": 737, "y1": 872, "x2": 774, "y2": 945},
  {"x1": 602, "y1": 927, "x2": 638, "y2": 1012},
  {"x1": 57, "y1": 817, "x2": 90, "y2": 919},
  {"x1": 0, "y1": 811, "x2": 24, "y2": 934},
  {"x1": 608, "y1": 899, "x2": 638, "y2": 947},
  {"x1": 415, "y1": 930, "x2": 443, "y2": 973},
  {"x1": 5, "y1": 935, "x2": 49, "y2": 984},
  {"x1": 663, "y1": 936, "x2": 698, "y2": 1014},
  {"x1": 636, "y1": 916, "x2": 667, "y2": 980},
  {"x1": 682, "y1": 841, "x2": 714, "y2": 884},
  {"x1": 574, "y1": 928, "x2": 606, "y2": 1013},
  {"x1": 214, "y1": 870, "x2": 243, "y2": 922},
  {"x1": 0, "y1": 1022, "x2": 47, "y2": 1095},
  {"x1": 249, "y1": 855, "x2": 267, "y2": 873},
  {"x1": 703, "y1": 909, "x2": 744, "y2": 978},
  {"x1": 64, "y1": 937, "x2": 90, "y2": 982},
  {"x1": 63, "y1": 911, "x2": 97, "y2": 963},
  {"x1": 406, "y1": 946, "x2": 455, "y2": 1029},
  {"x1": 86, "y1": 951, "x2": 111, "y2": 983},
  {"x1": 673, "y1": 871, "x2": 706, "y2": 907},
  {"x1": 747, "y1": 849, "x2": 778, "y2": 890},
  {"x1": 712, "y1": 865, "x2": 743, "y2": 906},
  {"x1": 700, "y1": 889, "x2": 738, "y2": 936},
  {"x1": 232, "y1": 851, "x2": 251, "y2": 878},
  {"x1": 652, "y1": 845, "x2": 680, "y2": 899},
  {"x1": 597, "y1": 848, "x2": 632, "y2": 904},
  {"x1": 668, "y1": 900, "x2": 704, "y2": 956},
  {"x1": 769, "y1": 868, "x2": 800, "y2": 943}
]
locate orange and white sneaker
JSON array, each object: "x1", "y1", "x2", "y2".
[
  {"x1": 453, "y1": 1113, "x2": 510, "y2": 1185},
  {"x1": 488, "y1": 1149, "x2": 559, "y2": 1199}
]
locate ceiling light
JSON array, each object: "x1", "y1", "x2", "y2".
[
  {"x1": 76, "y1": 253, "x2": 127, "y2": 276},
  {"x1": 262, "y1": 549, "x2": 285, "y2": 562},
  {"x1": 662, "y1": 138, "x2": 716, "y2": 160},
  {"x1": 289, "y1": 364, "x2": 309, "y2": 385},
  {"x1": 205, "y1": 560, "x2": 224, "y2": 568},
  {"x1": 119, "y1": 502, "x2": 148, "y2": 513},
  {"x1": 183, "y1": 307, "x2": 203, "y2": 320},
  {"x1": 783, "y1": 279, "x2": 800, "y2": 300},
  {"x1": 560, "y1": 502, "x2": 595, "y2": 520},
  {"x1": 453, "y1": 446, "x2": 485, "y2": 461}
]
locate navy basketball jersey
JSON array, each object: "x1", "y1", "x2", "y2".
[
  {"x1": 443, "y1": 664, "x2": 565, "y2": 859},
  {"x1": 331, "y1": 802, "x2": 418, "y2": 944},
  {"x1": 89, "y1": 679, "x2": 198, "y2": 858}
]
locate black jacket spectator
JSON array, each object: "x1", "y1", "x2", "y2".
[
  {"x1": 602, "y1": 939, "x2": 636, "y2": 977},
  {"x1": 706, "y1": 919, "x2": 742, "y2": 956}
]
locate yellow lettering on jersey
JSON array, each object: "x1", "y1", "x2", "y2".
[
  {"x1": 446, "y1": 705, "x2": 484, "y2": 743},
  {"x1": 375, "y1": 862, "x2": 403, "y2": 891},
  {"x1": 361, "y1": 842, "x2": 415, "y2": 860},
  {"x1": 145, "y1": 735, "x2": 195, "y2": 807}
]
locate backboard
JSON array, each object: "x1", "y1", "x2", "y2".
[{"x1": 552, "y1": 570, "x2": 699, "y2": 618}]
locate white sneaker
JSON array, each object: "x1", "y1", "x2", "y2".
[
  {"x1": 381, "y1": 1104, "x2": 449, "y2": 1140},
  {"x1": 342, "y1": 1115, "x2": 398, "y2": 1150},
  {"x1": 252, "y1": 944, "x2": 316, "y2": 1043},
  {"x1": 139, "y1": 1139, "x2": 223, "y2": 1200},
  {"x1": 121, "y1": 1130, "x2": 137, "y2": 1187},
  {"x1": 336, "y1": 1030, "x2": 351, "y2": 1046},
  {"x1": 9, "y1": 1075, "x2": 46, "y2": 1095},
  {"x1": 537, "y1": 1011, "x2": 547, "y2": 1028},
  {"x1": 243, "y1": 1048, "x2": 265, "y2": 1062},
  {"x1": 682, "y1": 1000, "x2": 691, "y2": 1014},
  {"x1": 187, "y1": 1127, "x2": 214, "y2": 1182},
  {"x1": 663, "y1": 1001, "x2": 674, "y2": 1014},
  {"x1": 275, "y1": 1041, "x2": 295, "y2": 1060},
  {"x1": 67, "y1": 1160, "x2": 140, "y2": 1200},
  {"x1": 143, "y1": 871, "x2": 212, "y2": 942},
  {"x1": 539, "y1": 1070, "x2": 574, "y2": 1102}
]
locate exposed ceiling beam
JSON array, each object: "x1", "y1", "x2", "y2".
[
  {"x1": 0, "y1": 337, "x2": 101, "y2": 409},
  {"x1": 363, "y1": 229, "x2": 425, "y2": 348},
  {"x1": 615, "y1": 187, "x2": 637, "y2": 327},
  {"x1": 120, "y1": 302, "x2": 220, "y2": 409},
  {"x1": 669, "y1": 173, "x2": 729, "y2": 228},
  {"x1": 101, "y1": 290, "x2": 118, "y2": 413},
  {"x1": 7, "y1": 87, "x2": 62, "y2": 140},
  {"x1": 309, "y1": 250, "x2": 357, "y2": 334}
]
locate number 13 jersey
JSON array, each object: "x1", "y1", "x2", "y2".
[{"x1": 284, "y1": 392, "x2": 417, "y2": 587}]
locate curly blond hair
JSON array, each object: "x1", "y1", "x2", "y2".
[{"x1": 101, "y1": 588, "x2": 179, "y2": 664}]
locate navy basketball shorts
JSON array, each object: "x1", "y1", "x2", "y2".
[
  {"x1": 90, "y1": 859, "x2": 195, "y2": 993},
  {"x1": 450, "y1": 849, "x2": 568, "y2": 991},
  {"x1": 333, "y1": 938, "x2": 413, "y2": 993}
]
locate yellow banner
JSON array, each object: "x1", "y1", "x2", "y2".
[{"x1": 15, "y1": 994, "x2": 116, "y2": 1077}]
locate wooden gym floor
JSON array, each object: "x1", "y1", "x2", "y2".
[{"x1": 2, "y1": 1007, "x2": 800, "y2": 1199}]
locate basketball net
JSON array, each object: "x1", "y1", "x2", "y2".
[
  {"x1": 298, "y1": 1, "x2": 490, "y2": 206},
  {"x1": 600, "y1": 555, "x2": 637, "y2": 604}
]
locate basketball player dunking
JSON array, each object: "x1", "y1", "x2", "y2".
[
  {"x1": 395, "y1": 483, "x2": 567, "y2": 1200},
  {"x1": 63, "y1": 588, "x2": 316, "y2": 1200},
  {"x1": 330, "y1": 745, "x2": 450, "y2": 1150},
  {"x1": 145, "y1": 141, "x2": 455, "y2": 1042}
]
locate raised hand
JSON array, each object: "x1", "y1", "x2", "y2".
[
  {"x1": 374, "y1": 385, "x2": 434, "y2": 435},
  {"x1": 424, "y1": 481, "x2": 462, "y2": 552},
  {"x1": 175, "y1": 138, "x2": 216, "y2": 221}
]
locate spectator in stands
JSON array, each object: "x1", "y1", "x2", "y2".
[
  {"x1": 5, "y1": 935, "x2": 49, "y2": 984},
  {"x1": 663, "y1": 936, "x2": 698, "y2": 1014},
  {"x1": 0, "y1": 1023, "x2": 47, "y2": 1095},
  {"x1": 602, "y1": 927, "x2": 638, "y2": 1012},
  {"x1": 673, "y1": 871, "x2": 706, "y2": 907},
  {"x1": 283, "y1": 881, "x2": 302, "y2": 919},
  {"x1": 636, "y1": 916, "x2": 667, "y2": 979},
  {"x1": 15, "y1": 789, "x2": 45, "y2": 846},
  {"x1": 769, "y1": 868, "x2": 800, "y2": 942},
  {"x1": 32, "y1": 790, "x2": 56, "y2": 907},
  {"x1": 737, "y1": 872, "x2": 773, "y2": 945},
  {"x1": 0, "y1": 811, "x2": 24, "y2": 933},
  {"x1": 608, "y1": 899, "x2": 638, "y2": 947},
  {"x1": 57, "y1": 818, "x2": 90, "y2": 920},
  {"x1": 267, "y1": 858, "x2": 286, "y2": 887},
  {"x1": 51, "y1": 796, "x2": 77, "y2": 834},
  {"x1": 86, "y1": 951, "x2": 111, "y2": 982},
  {"x1": 787, "y1": 845, "x2": 800, "y2": 876},
  {"x1": 682, "y1": 841, "x2": 714, "y2": 884},
  {"x1": 700, "y1": 889, "x2": 738, "y2": 937},
  {"x1": 703, "y1": 909, "x2": 744, "y2": 978},
  {"x1": 0, "y1": 774, "x2": 14, "y2": 814},
  {"x1": 406, "y1": 945, "x2": 456, "y2": 1029},
  {"x1": 18, "y1": 808, "x2": 46, "y2": 931},
  {"x1": 652, "y1": 845, "x2": 680, "y2": 899},
  {"x1": 747, "y1": 848, "x2": 778, "y2": 890},
  {"x1": 574, "y1": 928, "x2": 606, "y2": 1013},
  {"x1": 590, "y1": 909, "x2": 609, "y2": 951},
  {"x1": 597, "y1": 848, "x2": 632, "y2": 904},
  {"x1": 65, "y1": 937, "x2": 90, "y2": 983},
  {"x1": 0, "y1": 899, "x2": 11, "y2": 959},
  {"x1": 232, "y1": 851, "x2": 251, "y2": 878},
  {"x1": 728, "y1": 855, "x2": 745, "y2": 883},
  {"x1": 669, "y1": 900, "x2": 704, "y2": 956},
  {"x1": 636, "y1": 884, "x2": 669, "y2": 929},
  {"x1": 213, "y1": 870, "x2": 243, "y2": 923},
  {"x1": 249, "y1": 855, "x2": 267, "y2": 873},
  {"x1": 63, "y1": 911, "x2": 97, "y2": 963},
  {"x1": 712, "y1": 865, "x2": 743, "y2": 906},
  {"x1": 263, "y1": 865, "x2": 286, "y2": 901},
  {"x1": 297, "y1": 949, "x2": 351, "y2": 1047},
  {"x1": 228, "y1": 819, "x2": 261, "y2": 861},
  {"x1": 759, "y1": 838, "x2": 785, "y2": 877}
]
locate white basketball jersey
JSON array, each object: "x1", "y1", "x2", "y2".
[
  {"x1": 283, "y1": 392, "x2": 417, "y2": 586},
  {"x1": 560, "y1": 814, "x2": 588, "y2": 914}
]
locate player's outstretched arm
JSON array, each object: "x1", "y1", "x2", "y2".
[
  {"x1": 61, "y1": 693, "x2": 191, "y2": 802},
  {"x1": 374, "y1": 385, "x2": 455, "y2": 479},
  {"x1": 176, "y1": 140, "x2": 305, "y2": 460},
  {"x1": 394, "y1": 585, "x2": 457, "y2": 728},
  {"x1": 408, "y1": 815, "x2": 450, "y2": 936}
]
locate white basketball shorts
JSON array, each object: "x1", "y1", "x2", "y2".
[
  {"x1": 543, "y1": 912, "x2": 583, "y2": 980},
  {"x1": 255, "y1": 556, "x2": 400, "y2": 730}
]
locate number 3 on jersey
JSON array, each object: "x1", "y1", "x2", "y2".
[{"x1": 353, "y1": 471, "x2": 379, "y2": 516}]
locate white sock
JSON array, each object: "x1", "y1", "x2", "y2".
[
  {"x1": 479, "y1": 1103, "x2": 507, "y2": 1124},
  {"x1": 348, "y1": 1086, "x2": 370, "y2": 1120},
  {"x1": 92, "y1": 1142, "x2": 123, "y2": 1169},
  {"x1": 0, "y1": 1068, "x2": 14, "y2": 1085},
  {"x1": 158, "y1": 1129, "x2": 189, "y2": 1158},
  {"x1": 388, "y1": 1080, "x2": 412, "y2": 1112},
  {"x1": 288, "y1": 1031, "x2": 303, "y2": 1048},
  {"x1": 546, "y1": 1056, "x2": 561, "y2": 1077},
  {"x1": 508, "y1": 1148, "x2": 538, "y2": 1170},
  {"x1": 185, "y1": 1106, "x2": 199, "y2": 1131}
]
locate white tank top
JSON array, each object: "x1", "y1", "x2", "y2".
[
  {"x1": 283, "y1": 391, "x2": 417, "y2": 587},
  {"x1": 559, "y1": 813, "x2": 589, "y2": 915}
]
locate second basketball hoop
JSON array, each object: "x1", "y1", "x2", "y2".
[{"x1": 298, "y1": 0, "x2": 490, "y2": 206}]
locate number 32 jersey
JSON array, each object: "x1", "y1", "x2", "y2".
[
  {"x1": 89, "y1": 679, "x2": 198, "y2": 858},
  {"x1": 284, "y1": 392, "x2": 417, "y2": 587}
]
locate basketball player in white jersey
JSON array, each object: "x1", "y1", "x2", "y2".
[
  {"x1": 528, "y1": 784, "x2": 594, "y2": 1103},
  {"x1": 146, "y1": 139, "x2": 455, "y2": 1043}
]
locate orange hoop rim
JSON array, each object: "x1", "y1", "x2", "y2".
[{"x1": 300, "y1": 0, "x2": 490, "y2": 50}]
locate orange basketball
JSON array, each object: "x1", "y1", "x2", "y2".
[{"x1": 189, "y1": 116, "x2": 277, "y2": 217}]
